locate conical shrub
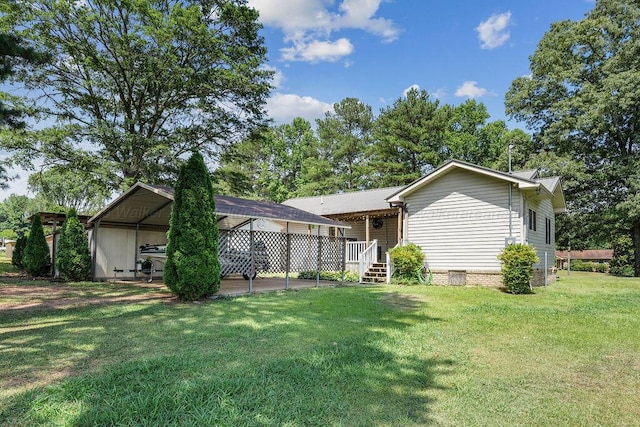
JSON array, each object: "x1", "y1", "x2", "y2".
[
  {"x1": 23, "y1": 215, "x2": 51, "y2": 277},
  {"x1": 164, "y1": 151, "x2": 221, "y2": 300},
  {"x1": 57, "y1": 208, "x2": 92, "y2": 281}
]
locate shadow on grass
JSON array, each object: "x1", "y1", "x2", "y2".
[{"x1": 1, "y1": 286, "x2": 453, "y2": 426}]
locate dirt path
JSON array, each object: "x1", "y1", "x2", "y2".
[{"x1": 0, "y1": 280, "x2": 175, "y2": 311}]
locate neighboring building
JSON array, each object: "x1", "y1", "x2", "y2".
[
  {"x1": 285, "y1": 160, "x2": 566, "y2": 286},
  {"x1": 555, "y1": 250, "x2": 613, "y2": 270}
]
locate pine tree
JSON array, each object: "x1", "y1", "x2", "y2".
[
  {"x1": 164, "y1": 152, "x2": 220, "y2": 300},
  {"x1": 56, "y1": 208, "x2": 91, "y2": 281},
  {"x1": 23, "y1": 215, "x2": 51, "y2": 276}
]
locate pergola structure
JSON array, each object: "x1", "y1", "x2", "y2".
[{"x1": 88, "y1": 183, "x2": 349, "y2": 291}]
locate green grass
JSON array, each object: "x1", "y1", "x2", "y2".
[
  {"x1": 1, "y1": 272, "x2": 639, "y2": 426},
  {"x1": 0, "y1": 254, "x2": 20, "y2": 275}
]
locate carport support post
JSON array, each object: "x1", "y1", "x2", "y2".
[
  {"x1": 285, "y1": 222, "x2": 290, "y2": 290},
  {"x1": 134, "y1": 224, "x2": 139, "y2": 279},
  {"x1": 91, "y1": 220, "x2": 100, "y2": 280},
  {"x1": 249, "y1": 220, "x2": 254, "y2": 293},
  {"x1": 340, "y1": 228, "x2": 346, "y2": 285},
  {"x1": 316, "y1": 226, "x2": 321, "y2": 287}
]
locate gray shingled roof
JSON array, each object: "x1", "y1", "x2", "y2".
[
  {"x1": 283, "y1": 186, "x2": 405, "y2": 216},
  {"x1": 89, "y1": 183, "x2": 347, "y2": 228}
]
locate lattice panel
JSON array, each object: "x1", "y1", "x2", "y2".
[{"x1": 218, "y1": 229, "x2": 345, "y2": 276}]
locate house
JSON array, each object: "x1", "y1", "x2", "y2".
[
  {"x1": 285, "y1": 160, "x2": 566, "y2": 286},
  {"x1": 555, "y1": 249, "x2": 613, "y2": 270}
]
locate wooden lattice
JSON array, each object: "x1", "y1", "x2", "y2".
[{"x1": 218, "y1": 229, "x2": 345, "y2": 276}]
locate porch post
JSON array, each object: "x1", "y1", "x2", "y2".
[
  {"x1": 134, "y1": 223, "x2": 139, "y2": 279},
  {"x1": 365, "y1": 214, "x2": 370, "y2": 245},
  {"x1": 397, "y1": 207, "x2": 403, "y2": 245},
  {"x1": 340, "y1": 228, "x2": 346, "y2": 285}
]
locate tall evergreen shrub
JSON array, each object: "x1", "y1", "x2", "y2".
[
  {"x1": 11, "y1": 235, "x2": 27, "y2": 270},
  {"x1": 610, "y1": 234, "x2": 634, "y2": 277},
  {"x1": 164, "y1": 152, "x2": 220, "y2": 300},
  {"x1": 498, "y1": 244, "x2": 538, "y2": 294},
  {"x1": 57, "y1": 208, "x2": 92, "y2": 281},
  {"x1": 23, "y1": 215, "x2": 51, "y2": 276}
]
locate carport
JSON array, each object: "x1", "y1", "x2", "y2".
[{"x1": 88, "y1": 183, "x2": 349, "y2": 292}]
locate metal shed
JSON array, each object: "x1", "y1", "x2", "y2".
[{"x1": 88, "y1": 183, "x2": 349, "y2": 291}]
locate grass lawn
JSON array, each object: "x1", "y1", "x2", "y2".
[{"x1": 1, "y1": 270, "x2": 639, "y2": 426}]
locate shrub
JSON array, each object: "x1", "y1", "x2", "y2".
[
  {"x1": 610, "y1": 234, "x2": 634, "y2": 277},
  {"x1": 570, "y1": 260, "x2": 594, "y2": 272},
  {"x1": 594, "y1": 262, "x2": 609, "y2": 273},
  {"x1": 297, "y1": 271, "x2": 359, "y2": 282},
  {"x1": 56, "y1": 208, "x2": 92, "y2": 281},
  {"x1": 389, "y1": 243, "x2": 425, "y2": 281},
  {"x1": 11, "y1": 235, "x2": 27, "y2": 270},
  {"x1": 23, "y1": 215, "x2": 51, "y2": 277},
  {"x1": 498, "y1": 244, "x2": 538, "y2": 294},
  {"x1": 164, "y1": 152, "x2": 221, "y2": 301}
]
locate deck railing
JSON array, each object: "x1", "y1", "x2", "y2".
[
  {"x1": 346, "y1": 241, "x2": 368, "y2": 263},
  {"x1": 358, "y1": 239, "x2": 378, "y2": 283}
]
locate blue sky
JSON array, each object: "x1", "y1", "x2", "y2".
[
  {"x1": 1, "y1": 0, "x2": 596, "y2": 200},
  {"x1": 249, "y1": 0, "x2": 595, "y2": 125}
]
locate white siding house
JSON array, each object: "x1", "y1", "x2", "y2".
[{"x1": 387, "y1": 160, "x2": 566, "y2": 286}]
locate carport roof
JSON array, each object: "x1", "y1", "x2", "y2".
[{"x1": 89, "y1": 182, "x2": 347, "y2": 229}]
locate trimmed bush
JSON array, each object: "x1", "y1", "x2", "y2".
[
  {"x1": 23, "y1": 215, "x2": 51, "y2": 277},
  {"x1": 610, "y1": 234, "x2": 634, "y2": 277},
  {"x1": 56, "y1": 208, "x2": 92, "y2": 281},
  {"x1": 11, "y1": 235, "x2": 27, "y2": 270},
  {"x1": 389, "y1": 243, "x2": 425, "y2": 284},
  {"x1": 164, "y1": 152, "x2": 221, "y2": 301},
  {"x1": 297, "y1": 271, "x2": 359, "y2": 282},
  {"x1": 498, "y1": 244, "x2": 538, "y2": 294}
]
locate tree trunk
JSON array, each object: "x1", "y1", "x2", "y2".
[{"x1": 634, "y1": 221, "x2": 640, "y2": 277}]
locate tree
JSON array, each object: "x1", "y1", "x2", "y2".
[
  {"x1": 56, "y1": 208, "x2": 91, "y2": 281},
  {"x1": 28, "y1": 167, "x2": 109, "y2": 214},
  {"x1": 0, "y1": 194, "x2": 46, "y2": 237},
  {"x1": 214, "y1": 118, "x2": 321, "y2": 202},
  {"x1": 23, "y1": 214, "x2": 50, "y2": 276},
  {"x1": 11, "y1": 234, "x2": 26, "y2": 269},
  {"x1": 164, "y1": 151, "x2": 220, "y2": 300},
  {"x1": 505, "y1": 0, "x2": 640, "y2": 275},
  {"x1": 3, "y1": 0, "x2": 272, "y2": 191},
  {"x1": 314, "y1": 98, "x2": 375, "y2": 192},
  {"x1": 371, "y1": 88, "x2": 451, "y2": 186},
  {"x1": 1, "y1": 24, "x2": 47, "y2": 188}
]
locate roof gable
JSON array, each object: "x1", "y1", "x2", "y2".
[{"x1": 386, "y1": 159, "x2": 566, "y2": 213}]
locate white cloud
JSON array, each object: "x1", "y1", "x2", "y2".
[
  {"x1": 402, "y1": 84, "x2": 420, "y2": 97},
  {"x1": 455, "y1": 81, "x2": 487, "y2": 98},
  {"x1": 476, "y1": 12, "x2": 512, "y2": 49},
  {"x1": 431, "y1": 87, "x2": 447, "y2": 100},
  {"x1": 265, "y1": 93, "x2": 333, "y2": 124},
  {"x1": 281, "y1": 38, "x2": 354, "y2": 63},
  {"x1": 261, "y1": 65, "x2": 285, "y2": 89},
  {"x1": 248, "y1": 0, "x2": 399, "y2": 63}
]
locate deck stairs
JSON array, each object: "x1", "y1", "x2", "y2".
[{"x1": 361, "y1": 262, "x2": 387, "y2": 283}]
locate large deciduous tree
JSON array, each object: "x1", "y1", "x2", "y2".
[
  {"x1": 505, "y1": 0, "x2": 640, "y2": 275},
  {"x1": 3, "y1": 0, "x2": 272, "y2": 191},
  {"x1": 28, "y1": 167, "x2": 110, "y2": 214},
  {"x1": 164, "y1": 151, "x2": 220, "y2": 300}
]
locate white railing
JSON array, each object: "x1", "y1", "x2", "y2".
[
  {"x1": 358, "y1": 239, "x2": 378, "y2": 283},
  {"x1": 386, "y1": 240, "x2": 405, "y2": 284},
  {"x1": 346, "y1": 241, "x2": 368, "y2": 263}
]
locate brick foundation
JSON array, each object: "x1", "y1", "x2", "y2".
[{"x1": 428, "y1": 268, "x2": 556, "y2": 287}]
